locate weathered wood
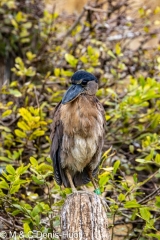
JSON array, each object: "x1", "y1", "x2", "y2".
[{"x1": 61, "y1": 191, "x2": 110, "y2": 240}]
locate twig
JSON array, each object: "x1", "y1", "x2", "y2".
[
  {"x1": 138, "y1": 187, "x2": 160, "y2": 204},
  {"x1": 0, "y1": 117, "x2": 20, "y2": 127},
  {"x1": 0, "y1": 216, "x2": 23, "y2": 230},
  {"x1": 95, "y1": 0, "x2": 108, "y2": 8},
  {"x1": 114, "y1": 219, "x2": 144, "y2": 226},
  {"x1": 34, "y1": 86, "x2": 40, "y2": 109},
  {"x1": 62, "y1": 8, "x2": 86, "y2": 38},
  {"x1": 84, "y1": 5, "x2": 107, "y2": 13},
  {"x1": 34, "y1": 4, "x2": 56, "y2": 61},
  {"x1": 106, "y1": 29, "x2": 160, "y2": 41}
]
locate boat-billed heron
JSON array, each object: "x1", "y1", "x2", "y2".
[{"x1": 50, "y1": 70, "x2": 105, "y2": 192}]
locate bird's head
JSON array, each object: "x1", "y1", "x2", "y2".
[{"x1": 62, "y1": 70, "x2": 98, "y2": 104}]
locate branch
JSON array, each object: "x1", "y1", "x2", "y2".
[
  {"x1": 84, "y1": 5, "x2": 107, "y2": 13},
  {"x1": 62, "y1": 8, "x2": 86, "y2": 39},
  {"x1": 138, "y1": 187, "x2": 160, "y2": 204}
]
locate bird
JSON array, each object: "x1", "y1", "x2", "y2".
[{"x1": 50, "y1": 70, "x2": 105, "y2": 192}]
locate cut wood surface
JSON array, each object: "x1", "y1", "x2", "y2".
[{"x1": 61, "y1": 191, "x2": 110, "y2": 240}]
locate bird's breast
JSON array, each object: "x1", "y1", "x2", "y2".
[{"x1": 60, "y1": 94, "x2": 104, "y2": 173}]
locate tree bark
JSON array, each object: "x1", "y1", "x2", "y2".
[{"x1": 61, "y1": 191, "x2": 110, "y2": 240}]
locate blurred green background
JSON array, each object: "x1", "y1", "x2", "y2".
[{"x1": 0, "y1": 0, "x2": 160, "y2": 239}]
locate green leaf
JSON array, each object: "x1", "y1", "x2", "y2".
[
  {"x1": 87, "y1": 46, "x2": 100, "y2": 58},
  {"x1": 154, "y1": 6, "x2": 160, "y2": 14},
  {"x1": 145, "y1": 150, "x2": 154, "y2": 161},
  {"x1": 2, "y1": 109, "x2": 12, "y2": 118},
  {"x1": 31, "y1": 204, "x2": 43, "y2": 217},
  {"x1": 25, "y1": 67, "x2": 36, "y2": 77},
  {"x1": 6, "y1": 165, "x2": 15, "y2": 174},
  {"x1": 115, "y1": 43, "x2": 122, "y2": 55},
  {"x1": 11, "y1": 210, "x2": 21, "y2": 216},
  {"x1": 5, "y1": 1, "x2": 16, "y2": 9},
  {"x1": 133, "y1": 173, "x2": 138, "y2": 183},
  {"x1": 99, "y1": 171, "x2": 110, "y2": 188},
  {"x1": 19, "y1": 108, "x2": 33, "y2": 122},
  {"x1": 12, "y1": 204, "x2": 23, "y2": 211},
  {"x1": 124, "y1": 199, "x2": 141, "y2": 208},
  {"x1": 30, "y1": 157, "x2": 38, "y2": 166},
  {"x1": 0, "y1": 156, "x2": 12, "y2": 162},
  {"x1": 54, "y1": 68, "x2": 60, "y2": 77},
  {"x1": 129, "y1": 145, "x2": 134, "y2": 153},
  {"x1": 10, "y1": 184, "x2": 20, "y2": 194},
  {"x1": 30, "y1": 130, "x2": 45, "y2": 139},
  {"x1": 0, "y1": 180, "x2": 9, "y2": 189},
  {"x1": 155, "y1": 196, "x2": 160, "y2": 208},
  {"x1": 139, "y1": 207, "x2": 151, "y2": 222},
  {"x1": 80, "y1": 55, "x2": 88, "y2": 63},
  {"x1": 23, "y1": 22, "x2": 32, "y2": 29},
  {"x1": 15, "y1": 57, "x2": 24, "y2": 68},
  {"x1": 34, "y1": 214, "x2": 40, "y2": 225},
  {"x1": 6, "y1": 175, "x2": 15, "y2": 182},
  {"x1": 15, "y1": 129, "x2": 27, "y2": 138},
  {"x1": 113, "y1": 160, "x2": 120, "y2": 174},
  {"x1": 23, "y1": 222, "x2": 31, "y2": 234},
  {"x1": 31, "y1": 176, "x2": 44, "y2": 185},
  {"x1": 151, "y1": 113, "x2": 160, "y2": 128},
  {"x1": 9, "y1": 89, "x2": 22, "y2": 97},
  {"x1": 16, "y1": 164, "x2": 30, "y2": 175},
  {"x1": 118, "y1": 193, "x2": 125, "y2": 202},
  {"x1": 15, "y1": 11, "x2": 24, "y2": 22},
  {"x1": 61, "y1": 69, "x2": 73, "y2": 77},
  {"x1": 107, "y1": 50, "x2": 116, "y2": 59},
  {"x1": 135, "y1": 159, "x2": 145, "y2": 163},
  {"x1": 11, "y1": 19, "x2": 18, "y2": 29},
  {"x1": 155, "y1": 154, "x2": 160, "y2": 164},
  {"x1": 65, "y1": 53, "x2": 78, "y2": 67},
  {"x1": 0, "y1": 126, "x2": 11, "y2": 132},
  {"x1": 17, "y1": 121, "x2": 30, "y2": 131},
  {"x1": 37, "y1": 163, "x2": 53, "y2": 172}
]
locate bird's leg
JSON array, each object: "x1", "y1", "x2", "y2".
[
  {"x1": 65, "y1": 169, "x2": 77, "y2": 193},
  {"x1": 88, "y1": 171, "x2": 98, "y2": 190}
]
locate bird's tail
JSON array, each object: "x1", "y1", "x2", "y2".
[
  {"x1": 73, "y1": 166, "x2": 99, "y2": 187},
  {"x1": 53, "y1": 148, "x2": 70, "y2": 188}
]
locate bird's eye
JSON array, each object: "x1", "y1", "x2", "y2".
[{"x1": 81, "y1": 80, "x2": 88, "y2": 86}]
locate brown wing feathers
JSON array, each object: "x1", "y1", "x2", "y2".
[{"x1": 50, "y1": 102, "x2": 64, "y2": 186}]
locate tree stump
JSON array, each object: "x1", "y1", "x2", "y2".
[{"x1": 61, "y1": 191, "x2": 110, "y2": 240}]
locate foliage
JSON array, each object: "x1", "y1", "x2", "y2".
[{"x1": 0, "y1": 0, "x2": 160, "y2": 239}]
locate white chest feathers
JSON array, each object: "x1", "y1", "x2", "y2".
[{"x1": 71, "y1": 134, "x2": 97, "y2": 169}]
